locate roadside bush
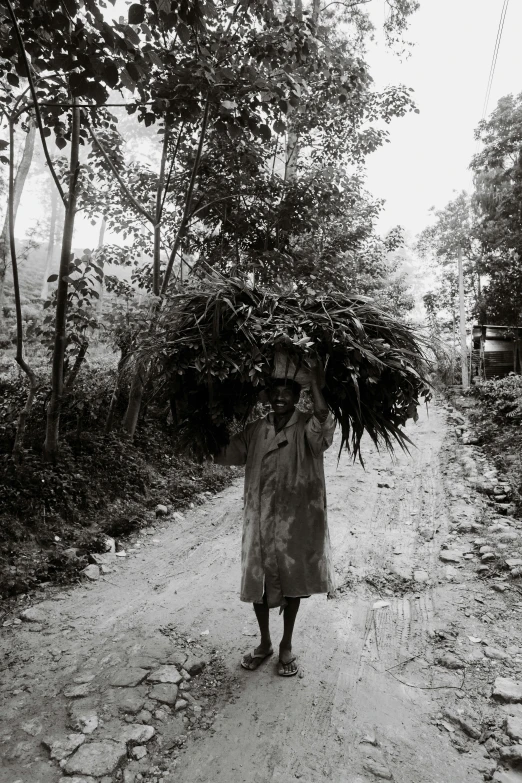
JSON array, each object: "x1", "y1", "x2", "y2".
[
  {"x1": 465, "y1": 374, "x2": 522, "y2": 520},
  {"x1": 470, "y1": 374, "x2": 522, "y2": 424},
  {"x1": 0, "y1": 357, "x2": 235, "y2": 598}
]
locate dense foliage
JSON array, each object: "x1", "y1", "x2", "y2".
[
  {"x1": 421, "y1": 92, "x2": 522, "y2": 350},
  {"x1": 143, "y1": 276, "x2": 430, "y2": 461},
  {"x1": 471, "y1": 93, "x2": 522, "y2": 325},
  {"x1": 0, "y1": 0, "x2": 420, "y2": 456},
  {"x1": 469, "y1": 374, "x2": 522, "y2": 425},
  {"x1": 0, "y1": 362, "x2": 233, "y2": 596},
  {"x1": 0, "y1": 0, "x2": 422, "y2": 595}
]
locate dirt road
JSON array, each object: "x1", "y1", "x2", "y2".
[{"x1": 0, "y1": 401, "x2": 508, "y2": 782}]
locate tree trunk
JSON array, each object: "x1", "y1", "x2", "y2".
[
  {"x1": 7, "y1": 117, "x2": 38, "y2": 461},
  {"x1": 43, "y1": 102, "x2": 81, "y2": 461},
  {"x1": 95, "y1": 215, "x2": 106, "y2": 317},
  {"x1": 153, "y1": 125, "x2": 169, "y2": 296},
  {"x1": 458, "y1": 246, "x2": 469, "y2": 388},
  {"x1": 121, "y1": 103, "x2": 210, "y2": 439},
  {"x1": 161, "y1": 98, "x2": 210, "y2": 294},
  {"x1": 41, "y1": 184, "x2": 59, "y2": 300},
  {"x1": 121, "y1": 359, "x2": 148, "y2": 438},
  {"x1": 64, "y1": 340, "x2": 88, "y2": 392},
  {"x1": 0, "y1": 117, "x2": 36, "y2": 331},
  {"x1": 284, "y1": 1, "x2": 305, "y2": 182}
]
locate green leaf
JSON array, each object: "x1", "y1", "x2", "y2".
[
  {"x1": 177, "y1": 23, "x2": 191, "y2": 44},
  {"x1": 128, "y1": 3, "x2": 145, "y2": 24},
  {"x1": 103, "y1": 63, "x2": 119, "y2": 89},
  {"x1": 120, "y1": 68, "x2": 136, "y2": 92},
  {"x1": 124, "y1": 25, "x2": 141, "y2": 46},
  {"x1": 126, "y1": 62, "x2": 141, "y2": 82},
  {"x1": 47, "y1": 274, "x2": 59, "y2": 282},
  {"x1": 0, "y1": 140, "x2": 8, "y2": 151}
]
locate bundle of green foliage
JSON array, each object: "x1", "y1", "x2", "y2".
[{"x1": 143, "y1": 276, "x2": 430, "y2": 461}]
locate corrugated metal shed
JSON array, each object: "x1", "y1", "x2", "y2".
[{"x1": 471, "y1": 325, "x2": 522, "y2": 379}]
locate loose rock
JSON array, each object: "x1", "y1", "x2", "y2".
[
  {"x1": 20, "y1": 606, "x2": 48, "y2": 624},
  {"x1": 439, "y1": 550, "x2": 461, "y2": 563},
  {"x1": 148, "y1": 665, "x2": 182, "y2": 685},
  {"x1": 109, "y1": 688, "x2": 147, "y2": 715},
  {"x1": 81, "y1": 565, "x2": 100, "y2": 581},
  {"x1": 107, "y1": 668, "x2": 149, "y2": 688},
  {"x1": 43, "y1": 733, "x2": 85, "y2": 761},
  {"x1": 63, "y1": 741, "x2": 127, "y2": 777},
  {"x1": 485, "y1": 647, "x2": 511, "y2": 661},
  {"x1": 184, "y1": 656, "x2": 208, "y2": 676},
  {"x1": 436, "y1": 652, "x2": 465, "y2": 670},
  {"x1": 493, "y1": 678, "x2": 522, "y2": 703},
  {"x1": 500, "y1": 745, "x2": 522, "y2": 767},
  {"x1": 155, "y1": 504, "x2": 168, "y2": 516},
  {"x1": 165, "y1": 650, "x2": 188, "y2": 668},
  {"x1": 148, "y1": 684, "x2": 179, "y2": 705},
  {"x1": 130, "y1": 745, "x2": 148, "y2": 760},
  {"x1": 507, "y1": 716, "x2": 522, "y2": 741}
]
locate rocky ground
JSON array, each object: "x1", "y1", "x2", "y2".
[{"x1": 3, "y1": 397, "x2": 522, "y2": 783}]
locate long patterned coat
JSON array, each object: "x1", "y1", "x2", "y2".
[{"x1": 216, "y1": 410, "x2": 336, "y2": 608}]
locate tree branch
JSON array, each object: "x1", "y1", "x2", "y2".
[
  {"x1": 86, "y1": 119, "x2": 155, "y2": 224},
  {"x1": 160, "y1": 123, "x2": 184, "y2": 216},
  {"x1": 190, "y1": 196, "x2": 234, "y2": 220},
  {"x1": 161, "y1": 96, "x2": 211, "y2": 294},
  {"x1": 153, "y1": 123, "x2": 170, "y2": 295},
  {"x1": 4, "y1": 0, "x2": 67, "y2": 208},
  {"x1": 320, "y1": 0, "x2": 372, "y2": 11}
]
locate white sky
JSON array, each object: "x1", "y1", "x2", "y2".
[{"x1": 365, "y1": 0, "x2": 522, "y2": 237}]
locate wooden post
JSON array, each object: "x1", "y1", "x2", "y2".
[
  {"x1": 481, "y1": 325, "x2": 486, "y2": 380},
  {"x1": 458, "y1": 246, "x2": 469, "y2": 388},
  {"x1": 450, "y1": 309, "x2": 456, "y2": 385}
]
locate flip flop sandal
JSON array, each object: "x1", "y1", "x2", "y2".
[
  {"x1": 277, "y1": 656, "x2": 298, "y2": 677},
  {"x1": 241, "y1": 648, "x2": 273, "y2": 671}
]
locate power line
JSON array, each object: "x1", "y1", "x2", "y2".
[{"x1": 481, "y1": 0, "x2": 509, "y2": 121}]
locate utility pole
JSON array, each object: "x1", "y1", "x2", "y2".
[{"x1": 458, "y1": 246, "x2": 469, "y2": 388}]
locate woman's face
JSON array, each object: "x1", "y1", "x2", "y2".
[{"x1": 267, "y1": 384, "x2": 299, "y2": 415}]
